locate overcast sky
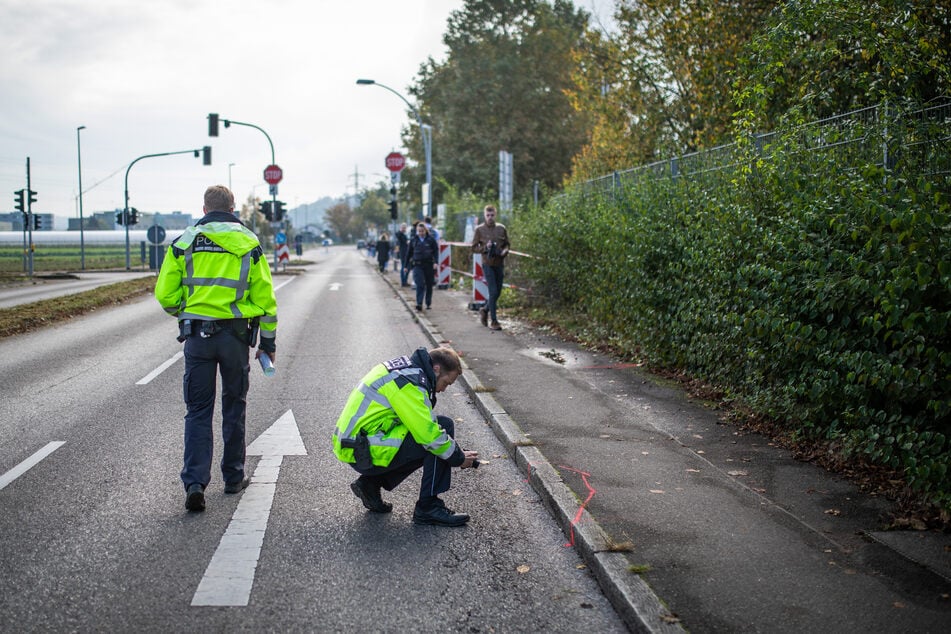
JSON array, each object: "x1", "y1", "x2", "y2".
[{"x1": 1, "y1": 0, "x2": 613, "y2": 225}]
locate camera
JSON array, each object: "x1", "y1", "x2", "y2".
[{"x1": 487, "y1": 241, "x2": 500, "y2": 259}]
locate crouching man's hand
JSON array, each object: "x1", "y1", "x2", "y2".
[{"x1": 461, "y1": 450, "x2": 480, "y2": 469}]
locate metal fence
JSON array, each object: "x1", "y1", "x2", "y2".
[{"x1": 574, "y1": 98, "x2": 951, "y2": 197}]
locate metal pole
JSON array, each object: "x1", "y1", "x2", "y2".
[
  {"x1": 356, "y1": 79, "x2": 432, "y2": 219},
  {"x1": 77, "y1": 126, "x2": 86, "y2": 270},
  {"x1": 123, "y1": 149, "x2": 207, "y2": 270}
]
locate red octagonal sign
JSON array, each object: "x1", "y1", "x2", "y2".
[
  {"x1": 385, "y1": 152, "x2": 405, "y2": 173},
  {"x1": 263, "y1": 164, "x2": 283, "y2": 185}
]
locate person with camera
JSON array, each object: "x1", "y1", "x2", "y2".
[
  {"x1": 470, "y1": 205, "x2": 510, "y2": 330},
  {"x1": 332, "y1": 347, "x2": 479, "y2": 526}
]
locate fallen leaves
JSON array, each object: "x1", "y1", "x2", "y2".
[{"x1": 516, "y1": 565, "x2": 531, "y2": 574}]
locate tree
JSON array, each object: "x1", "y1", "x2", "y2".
[
  {"x1": 324, "y1": 202, "x2": 357, "y2": 242},
  {"x1": 734, "y1": 0, "x2": 951, "y2": 129},
  {"x1": 567, "y1": 0, "x2": 777, "y2": 181},
  {"x1": 404, "y1": 0, "x2": 592, "y2": 205}
]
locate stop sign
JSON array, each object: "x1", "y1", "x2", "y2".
[
  {"x1": 385, "y1": 152, "x2": 406, "y2": 173},
  {"x1": 263, "y1": 164, "x2": 283, "y2": 185}
]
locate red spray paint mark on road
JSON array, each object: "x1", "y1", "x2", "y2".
[{"x1": 558, "y1": 465, "x2": 596, "y2": 548}]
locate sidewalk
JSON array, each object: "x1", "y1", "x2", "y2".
[{"x1": 382, "y1": 268, "x2": 951, "y2": 633}]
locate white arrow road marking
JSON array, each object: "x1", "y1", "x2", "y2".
[
  {"x1": 191, "y1": 410, "x2": 307, "y2": 607},
  {"x1": 0, "y1": 441, "x2": 65, "y2": 491},
  {"x1": 329, "y1": 282, "x2": 342, "y2": 291}
]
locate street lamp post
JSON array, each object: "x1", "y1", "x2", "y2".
[
  {"x1": 228, "y1": 162, "x2": 235, "y2": 191},
  {"x1": 356, "y1": 78, "x2": 432, "y2": 219},
  {"x1": 77, "y1": 125, "x2": 86, "y2": 270}
]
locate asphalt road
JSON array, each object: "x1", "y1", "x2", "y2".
[{"x1": 0, "y1": 247, "x2": 626, "y2": 632}]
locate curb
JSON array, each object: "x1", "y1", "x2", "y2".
[{"x1": 379, "y1": 268, "x2": 682, "y2": 633}]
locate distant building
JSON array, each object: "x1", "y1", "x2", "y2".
[
  {"x1": 68, "y1": 210, "x2": 194, "y2": 231},
  {"x1": 0, "y1": 212, "x2": 53, "y2": 231}
]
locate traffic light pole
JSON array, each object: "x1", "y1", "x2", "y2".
[
  {"x1": 26, "y1": 158, "x2": 35, "y2": 277},
  {"x1": 123, "y1": 148, "x2": 210, "y2": 270},
  {"x1": 207, "y1": 116, "x2": 280, "y2": 243}
]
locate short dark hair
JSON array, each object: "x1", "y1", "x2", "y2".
[
  {"x1": 429, "y1": 347, "x2": 461, "y2": 374},
  {"x1": 204, "y1": 185, "x2": 234, "y2": 212}
]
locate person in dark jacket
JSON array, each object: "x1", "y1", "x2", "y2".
[
  {"x1": 395, "y1": 223, "x2": 409, "y2": 284},
  {"x1": 376, "y1": 232, "x2": 391, "y2": 272},
  {"x1": 405, "y1": 222, "x2": 438, "y2": 311}
]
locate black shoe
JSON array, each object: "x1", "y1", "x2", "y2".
[
  {"x1": 350, "y1": 479, "x2": 393, "y2": 513},
  {"x1": 185, "y1": 484, "x2": 205, "y2": 512},
  {"x1": 426, "y1": 305, "x2": 431, "y2": 310},
  {"x1": 415, "y1": 305, "x2": 422, "y2": 311},
  {"x1": 224, "y1": 477, "x2": 250, "y2": 494},
  {"x1": 479, "y1": 308, "x2": 488, "y2": 326},
  {"x1": 413, "y1": 503, "x2": 469, "y2": 527}
]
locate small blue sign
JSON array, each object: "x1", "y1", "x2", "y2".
[{"x1": 275, "y1": 232, "x2": 286, "y2": 245}]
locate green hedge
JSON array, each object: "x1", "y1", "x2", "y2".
[{"x1": 522, "y1": 119, "x2": 951, "y2": 508}]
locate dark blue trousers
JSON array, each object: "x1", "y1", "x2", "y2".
[
  {"x1": 484, "y1": 264, "x2": 504, "y2": 323},
  {"x1": 412, "y1": 262, "x2": 435, "y2": 308},
  {"x1": 353, "y1": 415, "x2": 455, "y2": 502},
  {"x1": 181, "y1": 329, "x2": 249, "y2": 490}
]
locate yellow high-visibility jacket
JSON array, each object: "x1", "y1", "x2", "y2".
[
  {"x1": 154, "y1": 213, "x2": 277, "y2": 348},
  {"x1": 333, "y1": 349, "x2": 464, "y2": 468}
]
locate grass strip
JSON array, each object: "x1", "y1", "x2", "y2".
[{"x1": 0, "y1": 276, "x2": 156, "y2": 339}]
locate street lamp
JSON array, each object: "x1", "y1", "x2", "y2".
[
  {"x1": 356, "y1": 78, "x2": 432, "y2": 219},
  {"x1": 77, "y1": 125, "x2": 86, "y2": 270},
  {"x1": 228, "y1": 162, "x2": 235, "y2": 191}
]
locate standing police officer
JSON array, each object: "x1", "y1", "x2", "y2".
[{"x1": 155, "y1": 185, "x2": 278, "y2": 512}]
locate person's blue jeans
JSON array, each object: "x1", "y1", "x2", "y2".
[
  {"x1": 400, "y1": 257, "x2": 409, "y2": 286},
  {"x1": 412, "y1": 262, "x2": 435, "y2": 308},
  {"x1": 484, "y1": 264, "x2": 504, "y2": 323},
  {"x1": 181, "y1": 329, "x2": 249, "y2": 490}
]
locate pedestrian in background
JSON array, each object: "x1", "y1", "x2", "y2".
[
  {"x1": 406, "y1": 222, "x2": 438, "y2": 311},
  {"x1": 471, "y1": 205, "x2": 510, "y2": 330},
  {"x1": 332, "y1": 346, "x2": 479, "y2": 526},
  {"x1": 424, "y1": 215, "x2": 440, "y2": 243},
  {"x1": 376, "y1": 232, "x2": 391, "y2": 273},
  {"x1": 154, "y1": 185, "x2": 278, "y2": 512},
  {"x1": 395, "y1": 223, "x2": 410, "y2": 286}
]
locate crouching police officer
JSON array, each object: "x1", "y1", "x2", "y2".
[
  {"x1": 155, "y1": 185, "x2": 277, "y2": 512},
  {"x1": 332, "y1": 347, "x2": 479, "y2": 526}
]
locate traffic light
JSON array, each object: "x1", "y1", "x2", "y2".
[
  {"x1": 389, "y1": 199, "x2": 398, "y2": 220},
  {"x1": 208, "y1": 113, "x2": 219, "y2": 137},
  {"x1": 274, "y1": 201, "x2": 285, "y2": 222},
  {"x1": 14, "y1": 189, "x2": 24, "y2": 212},
  {"x1": 128, "y1": 208, "x2": 139, "y2": 225},
  {"x1": 27, "y1": 189, "x2": 37, "y2": 206},
  {"x1": 259, "y1": 201, "x2": 273, "y2": 221},
  {"x1": 202, "y1": 146, "x2": 212, "y2": 166},
  {"x1": 116, "y1": 210, "x2": 125, "y2": 225},
  {"x1": 32, "y1": 214, "x2": 41, "y2": 230}
]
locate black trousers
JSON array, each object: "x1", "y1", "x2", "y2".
[
  {"x1": 181, "y1": 329, "x2": 249, "y2": 490},
  {"x1": 352, "y1": 415, "x2": 456, "y2": 502}
]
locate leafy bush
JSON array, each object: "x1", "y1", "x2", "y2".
[{"x1": 522, "y1": 106, "x2": 951, "y2": 508}]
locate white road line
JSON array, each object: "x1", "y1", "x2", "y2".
[
  {"x1": 191, "y1": 410, "x2": 307, "y2": 607},
  {"x1": 136, "y1": 351, "x2": 184, "y2": 385},
  {"x1": 139, "y1": 277, "x2": 294, "y2": 386},
  {"x1": 0, "y1": 441, "x2": 66, "y2": 491}
]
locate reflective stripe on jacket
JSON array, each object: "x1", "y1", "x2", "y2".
[
  {"x1": 154, "y1": 214, "x2": 277, "y2": 342},
  {"x1": 332, "y1": 355, "x2": 456, "y2": 468}
]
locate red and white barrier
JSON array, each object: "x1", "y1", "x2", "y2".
[
  {"x1": 471, "y1": 253, "x2": 488, "y2": 308},
  {"x1": 276, "y1": 244, "x2": 290, "y2": 262},
  {"x1": 437, "y1": 242, "x2": 451, "y2": 289}
]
